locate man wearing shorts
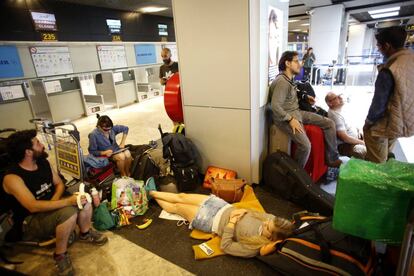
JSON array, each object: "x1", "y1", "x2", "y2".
[{"x1": 2, "y1": 129, "x2": 108, "y2": 276}]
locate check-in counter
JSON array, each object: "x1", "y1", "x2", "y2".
[
  {"x1": 113, "y1": 70, "x2": 137, "y2": 107},
  {"x1": 134, "y1": 66, "x2": 161, "y2": 102},
  {"x1": 0, "y1": 83, "x2": 34, "y2": 129},
  {"x1": 78, "y1": 74, "x2": 105, "y2": 115},
  {"x1": 30, "y1": 78, "x2": 86, "y2": 122}
]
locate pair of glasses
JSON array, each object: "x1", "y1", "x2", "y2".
[
  {"x1": 102, "y1": 127, "x2": 112, "y2": 131},
  {"x1": 177, "y1": 220, "x2": 189, "y2": 227},
  {"x1": 329, "y1": 94, "x2": 342, "y2": 102}
]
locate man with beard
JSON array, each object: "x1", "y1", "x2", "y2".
[
  {"x1": 2, "y1": 129, "x2": 107, "y2": 276},
  {"x1": 159, "y1": 47, "x2": 179, "y2": 85},
  {"x1": 269, "y1": 51, "x2": 341, "y2": 168}
]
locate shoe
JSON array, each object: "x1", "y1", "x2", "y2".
[
  {"x1": 145, "y1": 177, "x2": 157, "y2": 200},
  {"x1": 78, "y1": 229, "x2": 108, "y2": 246},
  {"x1": 327, "y1": 159, "x2": 342, "y2": 168},
  {"x1": 55, "y1": 252, "x2": 75, "y2": 276}
]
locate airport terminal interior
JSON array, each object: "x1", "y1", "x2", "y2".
[{"x1": 1, "y1": 0, "x2": 414, "y2": 275}]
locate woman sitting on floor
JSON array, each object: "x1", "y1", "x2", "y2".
[
  {"x1": 88, "y1": 114, "x2": 132, "y2": 177},
  {"x1": 146, "y1": 183, "x2": 294, "y2": 258}
]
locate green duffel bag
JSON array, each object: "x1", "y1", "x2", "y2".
[{"x1": 333, "y1": 158, "x2": 414, "y2": 244}]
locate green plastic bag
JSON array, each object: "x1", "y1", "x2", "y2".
[
  {"x1": 333, "y1": 158, "x2": 414, "y2": 244},
  {"x1": 93, "y1": 203, "x2": 115, "y2": 231}
]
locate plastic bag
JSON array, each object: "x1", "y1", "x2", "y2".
[
  {"x1": 333, "y1": 158, "x2": 414, "y2": 244},
  {"x1": 93, "y1": 203, "x2": 115, "y2": 231},
  {"x1": 111, "y1": 177, "x2": 148, "y2": 218}
]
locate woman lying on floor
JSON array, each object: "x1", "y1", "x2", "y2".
[{"x1": 147, "y1": 186, "x2": 294, "y2": 258}]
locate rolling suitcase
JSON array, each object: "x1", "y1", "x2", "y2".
[{"x1": 262, "y1": 150, "x2": 334, "y2": 216}]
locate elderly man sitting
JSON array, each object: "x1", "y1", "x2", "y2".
[{"x1": 325, "y1": 92, "x2": 366, "y2": 159}]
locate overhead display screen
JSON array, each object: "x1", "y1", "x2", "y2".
[
  {"x1": 30, "y1": 11, "x2": 58, "y2": 31},
  {"x1": 158, "y1": 24, "x2": 168, "y2": 36},
  {"x1": 106, "y1": 19, "x2": 122, "y2": 34}
]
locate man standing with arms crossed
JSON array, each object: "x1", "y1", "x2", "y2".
[{"x1": 363, "y1": 26, "x2": 414, "y2": 163}]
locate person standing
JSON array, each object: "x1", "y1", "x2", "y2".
[
  {"x1": 159, "y1": 48, "x2": 179, "y2": 85},
  {"x1": 302, "y1": 47, "x2": 316, "y2": 81},
  {"x1": 269, "y1": 51, "x2": 341, "y2": 168},
  {"x1": 363, "y1": 26, "x2": 414, "y2": 163},
  {"x1": 325, "y1": 92, "x2": 366, "y2": 159}
]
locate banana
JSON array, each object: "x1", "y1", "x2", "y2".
[{"x1": 136, "y1": 218, "x2": 153, "y2": 229}]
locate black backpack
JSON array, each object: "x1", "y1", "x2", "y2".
[
  {"x1": 158, "y1": 125, "x2": 200, "y2": 191},
  {"x1": 257, "y1": 212, "x2": 376, "y2": 276},
  {"x1": 262, "y1": 151, "x2": 334, "y2": 216},
  {"x1": 295, "y1": 81, "x2": 328, "y2": 117},
  {"x1": 130, "y1": 148, "x2": 160, "y2": 182}
]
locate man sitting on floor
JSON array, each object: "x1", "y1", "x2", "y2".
[
  {"x1": 269, "y1": 51, "x2": 342, "y2": 168},
  {"x1": 325, "y1": 92, "x2": 366, "y2": 159},
  {"x1": 2, "y1": 130, "x2": 108, "y2": 276}
]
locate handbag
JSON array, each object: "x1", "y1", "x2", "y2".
[
  {"x1": 203, "y1": 166, "x2": 237, "y2": 189},
  {"x1": 211, "y1": 178, "x2": 246, "y2": 203}
]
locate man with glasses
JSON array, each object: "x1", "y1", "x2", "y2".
[
  {"x1": 269, "y1": 51, "x2": 341, "y2": 168},
  {"x1": 325, "y1": 92, "x2": 366, "y2": 159},
  {"x1": 363, "y1": 26, "x2": 414, "y2": 163}
]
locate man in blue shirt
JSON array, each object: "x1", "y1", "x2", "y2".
[{"x1": 363, "y1": 27, "x2": 414, "y2": 163}]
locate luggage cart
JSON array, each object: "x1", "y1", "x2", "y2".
[
  {"x1": 30, "y1": 118, "x2": 116, "y2": 197},
  {"x1": 30, "y1": 118, "x2": 84, "y2": 188}
]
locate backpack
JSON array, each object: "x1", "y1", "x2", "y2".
[
  {"x1": 159, "y1": 125, "x2": 200, "y2": 192},
  {"x1": 257, "y1": 212, "x2": 376, "y2": 276},
  {"x1": 130, "y1": 148, "x2": 160, "y2": 182},
  {"x1": 295, "y1": 81, "x2": 328, "y2": 117}
]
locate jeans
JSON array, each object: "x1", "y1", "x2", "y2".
[{"x1": 275, "y1": 110, "x2": 339, "y2": 168}]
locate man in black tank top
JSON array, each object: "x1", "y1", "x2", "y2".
[{"x1": 2, "y1": 130, "x2": 108, "y2": 275}]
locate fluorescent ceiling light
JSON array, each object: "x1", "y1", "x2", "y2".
[
  {"x1": 288, "y1": 19, "x2": 300, "y2": 23},
  {"x1": 292, "y1": 29, "x2": 302, "y2": 32},
  {"x1": 301, "y1": 23, "x2": 310, "y2": 26},
  {"x1": 370, "y1": 11, "x2": 399, "y2": 19},
  {"x1": 139, "y1": 6, "x2": 168, "y2": 13},
  {"x1": 368, "y1": 7, "x2": 400, "y2": 15}
]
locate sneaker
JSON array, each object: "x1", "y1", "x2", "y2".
[
  {"x1": 145, "y1": 177, "x2": 157, "y2": 200},
  {"x1": 55, "y1": 253, "x2": 75, "y2": 276},
  {"x1": 78, "y1": 229, "x2": 108, "y2": 246}
]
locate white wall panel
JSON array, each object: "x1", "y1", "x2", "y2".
[
  {"x1": 70, "y1": 45, "x2": 100, "y2": 73},
  {"x1": 184, "y1": 106, "x2": 251, "y2": 181},
  {"x1": 173, "y1": 0, "x2": 250, "y2": 109}
]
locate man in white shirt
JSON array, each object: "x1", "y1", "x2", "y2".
[{"x1": 325, "y1": 92, "x2": 366, "y2": 159}]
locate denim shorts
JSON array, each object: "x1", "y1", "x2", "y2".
[{"x1": 190, "y1": 195, "x2": 229, "y2": 233}]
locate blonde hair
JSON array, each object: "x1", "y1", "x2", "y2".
[{"x1": 238, "y1": 212, "x2": 294, "y2": 250}]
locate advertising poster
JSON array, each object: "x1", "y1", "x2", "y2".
[
  {"x1": 268, "y1": 6, "x2": 283, "y2": 83},
  {"x1": 134, "y1": 44, "x2": 157, "y2": 65},
  {"x1": 0, "y1": 46, "x2": 24, "y2": 79}
]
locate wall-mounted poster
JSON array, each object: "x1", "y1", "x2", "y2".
[
  {"x1": 135, "y1": 44, "x2": 157, "y2": 65},
  {"x1": 79, "y1": 74, "x2": 97, "y2": 96},
  {"x1": 0, "y1": 46, "x2": 24, "y2": 79},
  {"x1": 97, "y1": 45, "x2": 127, "y2": 70},
  {"x1": 30, "y1": 46, "x2": 74, "y2": 77},
  {"x1": 0, "y1": 85, "x2": 25, "y2": 102},
  {"x1": 268, "y1": 6, "x2": 283, "y2": 83}
]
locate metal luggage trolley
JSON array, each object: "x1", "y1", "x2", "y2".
[{"x1": 30, "y1": 118, "x2": 84, "y2": 188}]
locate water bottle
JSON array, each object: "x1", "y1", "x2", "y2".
[{"x1": 91, "y1": 188, "x2": 100, "y2": 207}]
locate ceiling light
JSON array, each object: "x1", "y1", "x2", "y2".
[
  {"x1": 139, "y1": 7, "x2": 168, "y2": 13},
  {"x1": 288, "y1": 19, "x2": 300, "y2": 23},
  {"x1": 368, "y1": 7, "x2": 400, "y2": 15},
  {"x1": 370, "y1": 11, "x2": 399, "y2": 19},
  {"x1": 301, "y1": 23, "x2": 310, "y2": 26},
  {"x1": 292, "y1": 29, "x2": 302, "y2": 32}
]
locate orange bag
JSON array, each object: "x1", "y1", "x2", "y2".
[{"x1": 203, "y1": 166, "x2": 237, "y2": 189}]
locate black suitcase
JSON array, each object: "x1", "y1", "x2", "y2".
[{"x1": 262, "y1": 151, "x2": 334, "y2": 216}]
